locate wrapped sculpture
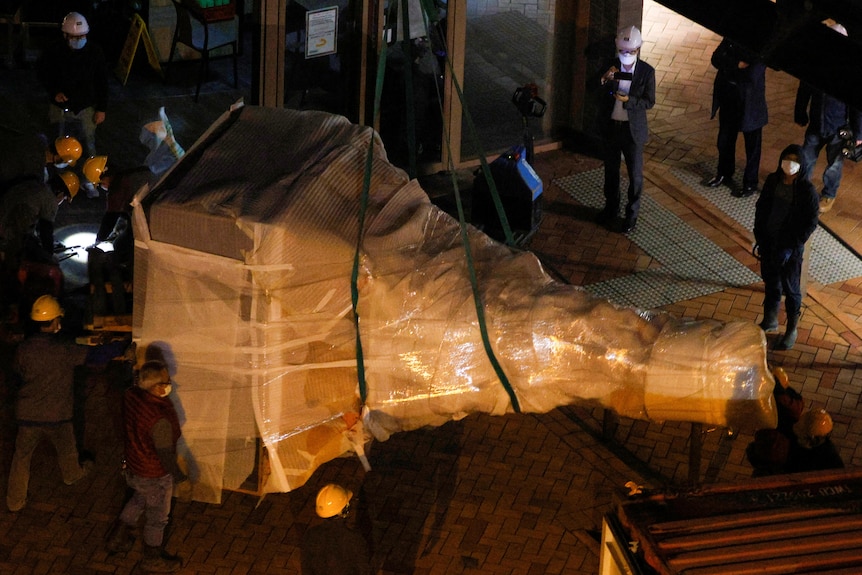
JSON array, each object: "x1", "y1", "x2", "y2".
[{"x1": 131, "y1": 105, "x2": 775, "y2": 503}]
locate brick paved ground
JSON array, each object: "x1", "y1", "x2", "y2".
[{"x1": 2, "y1": 1, "x2": 862, "y2": 573}]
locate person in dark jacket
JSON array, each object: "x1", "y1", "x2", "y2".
[
  {"x1": 5, "y1": 295, "x2": 92, "y2": 511},
  {"x1": 595, "y1": 25, "x2": 656, "y2": 234},
  {"x1": 302, "y1": 483, "x2": 372, "y2": 575},
  {"x1": 38, "y1": 11, "x2": 108, "y2": 199},
  {"x1": 5, "y1": 295, "x2": 130, "y2": 512},
  {"x1": 707, "y1": 38, "x2": 768, "y2": 197},
  {"x1": 745, "y1": 365, "x2": 805, "y2": 477},
  {"x1": 794, "y1": 22, "x2": 862, "y2": 214},
  {"x1": 86, "y1": 165, "x2": 149, "y2": 316},
  {"x1": 753, "y1": 144, "x2": 819, "y2": 350},
  {"x1": 106, "y1": 360, "x2": 187, "y2": 573}
]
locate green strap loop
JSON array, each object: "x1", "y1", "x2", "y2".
[{"x1": 351, "y1": 38, "x2": 389, "y2": 404}]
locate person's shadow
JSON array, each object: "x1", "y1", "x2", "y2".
[{"x1": 362, "y1": 418, "x2": 463, "y2": 573}]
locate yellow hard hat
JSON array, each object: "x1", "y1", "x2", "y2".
[
  {"x1": 58, "y1": 170, "x2": 80, "y2": 199},
  {"x1": 82, "y1": 155, "x2": 108, "y2": 184},
  {"x1": 54, "y1": 135, "x2": 82, "y2": 166},
  {"x1": 772, "y1": 366, "x2": 789, "y2": 389},
  {"x1": 793, "y1": 409, "x2": 833, "y2": 449},
  {"x1": 315, "y1": 483, "x2": 352, "y2": 518},
  {"x1": 30, "y1": 295, "x2": 64, "y2": 321}
]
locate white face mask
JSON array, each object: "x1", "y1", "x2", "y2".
[
  {"x1": 157, "y1": 384, "x2": 172, "y2": 397},
  {"x1": 618, "y1": 52, "x2": 637, "y2": 67},
  {"x1": 781, "y1": 159, "x2": 800, "y2": 175}
]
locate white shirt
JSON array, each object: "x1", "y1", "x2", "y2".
[{"x1": 611, "y1": 61, "x2": 636, "y2": 121}]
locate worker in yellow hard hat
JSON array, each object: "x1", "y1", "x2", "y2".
[
  {"x1": 785, "y1": 408, "x2": 844, "y2": 473},
  {"x1": 302, "y1": 483, "x2": 372, "y2": 575}
]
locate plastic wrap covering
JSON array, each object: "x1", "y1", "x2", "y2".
[{"x1": 131, "y1": 106, "x2": 776, "y2": 503}]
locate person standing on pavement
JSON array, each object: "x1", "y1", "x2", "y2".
[
  {"x1": 106, "y1": 360, "x2": 187, "y2": 573},
  {"x1": 6, "y1": 295, "x2": 95, "y2": 512},
  {"x1": 37, "y1": 11, "x2": 108, "y2": 199},
  {"x1": 707, "y1": 38, "x2": 768, "y2": 197},
  {"x1": 794, "y1": 21, "x2": 862, "y2": 215},
  {"x1": 753, "y1": 144, "x2": 819, "y2": 350},
  {"x1": 302, "y1": 483, "x2": 372, "y2": 575},
  {"x1": 595, "y1": 25, "x2": 656, "y2": 234}
]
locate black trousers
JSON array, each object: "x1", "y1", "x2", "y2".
[
  {"x1": 716, "y1": 106, "x2": 762, "y2": 188},
  {"x1": 603, "y1": 120, "x2": 644, "y2": 220}
]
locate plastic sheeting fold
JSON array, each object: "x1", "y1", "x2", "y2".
[{"x1": 132, "y1": 106, "x2": 775, "y2": 503}]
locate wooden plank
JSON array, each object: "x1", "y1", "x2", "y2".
[{"x1": 658, "y1": 514, "x2": 862, "y2": 552}]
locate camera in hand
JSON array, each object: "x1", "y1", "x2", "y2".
[
  {"x1": 613, "y1": 71, "x2": 633, "y2": 81},
  {"x1": 839, "y1": 125, "x2": 862, "y2": 162}
]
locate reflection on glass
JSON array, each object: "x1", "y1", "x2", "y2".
[{"x1": 461, "y1": 1, "x2": 553, "y2": 160}]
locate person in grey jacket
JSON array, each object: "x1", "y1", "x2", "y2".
[
  {"x1": 595, "y1": 25, "x2": 656, "y2": 234},
  {"x1": 794, "y1": 21, "x2": 862, "y2": 214}
]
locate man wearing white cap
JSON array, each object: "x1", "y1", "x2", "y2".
[
  {"x1": 37, "y1": 12, "x2": 108, "y2": 168},
  {"x1": 596, "y1": 25, "x2": 656, "y2": 234}
]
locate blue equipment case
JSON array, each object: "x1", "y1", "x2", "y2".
[{"x1": 471, "y1": 145, "x2": 543, "y2": 245}]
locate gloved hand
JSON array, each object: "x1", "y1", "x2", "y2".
[{"x1": 794, "y1": 111, "x2": 808, "y2": 127}]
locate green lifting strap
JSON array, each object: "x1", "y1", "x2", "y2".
[
  {"x1": 350, "y1": 37, "x2": 390, "y2": 404},
  {"x1": 350, "y1": 0, "x2": 521, "y2": 413},
  {"x1": 400, "y1": 0, "x2": 418, "y2": 179}
]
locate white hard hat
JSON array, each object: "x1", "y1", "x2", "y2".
[
  {"x1": 616, "y1": 25, "x2": 643, "y2": 51},
  {"x1": 61, "y1": 12, "x2": 90, "y2": 36}
]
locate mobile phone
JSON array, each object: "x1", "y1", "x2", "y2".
[{"x1": 613, "y1": 71, "x2": 633, "y2": 81}]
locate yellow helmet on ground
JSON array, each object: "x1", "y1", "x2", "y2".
[
  {"x1": 83, "y1": 155, "x2": 108, "y2": 184},
  {"x1": 58, "y1": 170, "x2": 80, "y2": 199},
  {"x1": 315, "y1": 483, "x2": 352, "y2": 518},
  {"x1": 31, "y1": 295, "x2": 64, "y2": 321},
  {"x1": 54, "y1": 135, "x2": 82, "y2": 166},
  {"x1": 793, "y1": 409, "x2": 834, "y2": 449}
]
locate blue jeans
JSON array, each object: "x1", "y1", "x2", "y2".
[
  {"x1": 760, "y1": 246, "x2": 803, "y2": 319},
  {"x1": 119, "y1": 472, "x2": 174, "y2": 547},
  {"x1": 800, "y1": 130, "x2": 845, "y2": 199},
  {"x1": 6, "y1": 422, "x2": 87, "y2": 511}
]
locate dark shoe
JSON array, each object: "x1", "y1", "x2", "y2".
[
  {"x1": 621, "y1": 217, "x2": 637, "y2": 234},
  {"x1": 776, "y1": 328, "x2": 798, "y2": 350},
  {"x1": 141, "y1": 545, "x2": 182, "y2": 573},
  {"x1": 78, "y1": 449, "x2": 95, "y2": 466},
  {"x1": 731, "y1": 187, "x2": 755, "y2": 198},
  {"x1": 759, "y1": 305, "x2": 779, "y2": 333},
  {"x1": 706, "y1": 175, "x2": 727, "y2": 187},
  {"x1": 64, "y1": 459, "x2": 93, "y2": 486},
  {"x1": 775, "y1": 313, "x2": 800, "y2": 350},
  {"x1": 595, "y1": 208, "x2": 616, "y2": 225}
]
